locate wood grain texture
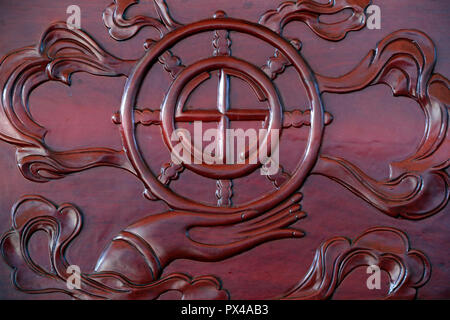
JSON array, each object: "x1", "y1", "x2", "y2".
[{"x1": 0, "y1": 0, "x2": 448, "y2": 300}]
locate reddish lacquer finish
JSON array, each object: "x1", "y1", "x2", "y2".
[{"x1": 0, "y1": 0, "x2": 448, "y2": 300}]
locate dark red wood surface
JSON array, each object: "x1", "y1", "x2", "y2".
[{"x1": 0, "y1": 0, "x2": 448, "y2": 299}]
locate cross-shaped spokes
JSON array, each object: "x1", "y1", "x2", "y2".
[
  {"x1": 161, "y1": 56, "x2": 282, "y2": 180},
  {"x1": 174, "y1": 68, "x2": 270, "y2": 165}
]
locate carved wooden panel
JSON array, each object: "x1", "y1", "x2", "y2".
[{"x1": 0, "y1": 0, "x2": 448, "y2": 299}]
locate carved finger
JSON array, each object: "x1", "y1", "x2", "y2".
[{"x1": 238, "y1": 209, "x2": 306, "y2": 236}]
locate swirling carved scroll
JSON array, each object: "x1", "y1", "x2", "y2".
[
  {"x1": 0, "y1": 22, "x2": 135, "y2": 182},
  {"x1": 279, "y1": 227, "x2": 431, "y2": 300},
  {"x1": 259, "y1": 0, "x2": 371, "y2": 40},
  {"x1": 103, "y1": 0, "x2": 182, "y2": 41},
  {"x1": 313, "y1": 30, "x2": 450, "y2": 219}
]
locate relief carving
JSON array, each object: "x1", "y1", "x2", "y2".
[{"x1": 0, "y1": 0, "x2": 448, "y2": 299}]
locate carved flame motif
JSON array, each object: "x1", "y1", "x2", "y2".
[{"x1": 0, "y1": 0, "x2": 448, "y2": 299}]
